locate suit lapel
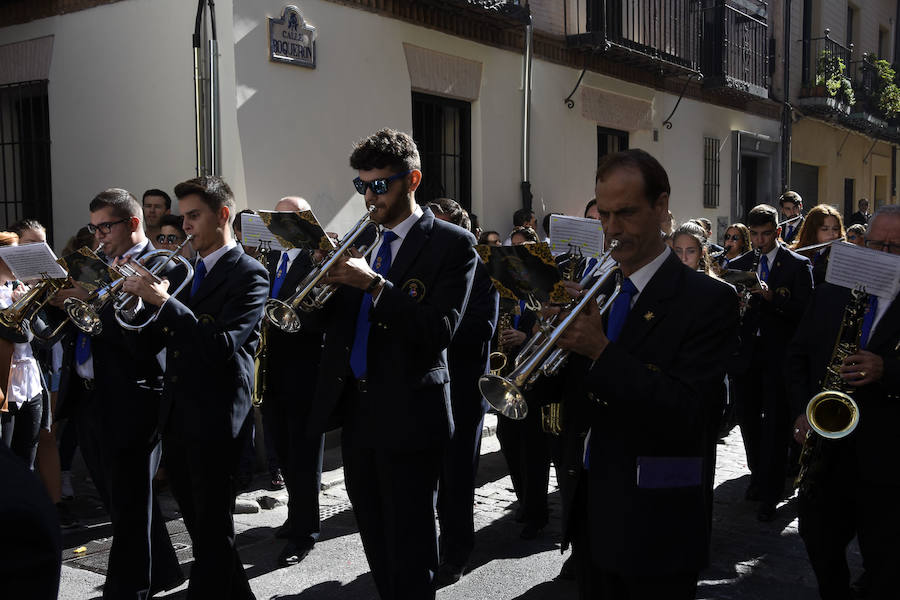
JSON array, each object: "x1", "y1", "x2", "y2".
[
  {"x1": 278, "y1": 252, "x2": 311, "y2": 301},
  {"x1": 189, "y1": 245, "x2": 244, "y2": 306},
  {"x1": 386, "y1": 208, "x2": 434, "y2": 285},
  {"x1": 619, "y1": 253, "x2": 682, "y2": 351},
  {"x1": 867, "y1": 294, "x2": 900, "y2": 353}
]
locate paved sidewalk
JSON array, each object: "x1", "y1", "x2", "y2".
[{"x1": 58, "y1": 417, "x2": 862, "y2": 599}]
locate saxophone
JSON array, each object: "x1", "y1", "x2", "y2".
[
  {"x1": 253, "y1": 241, "x2": 273, "y2": 407},
  {"x1": 794, "y1": 288, "x2": 866, "y2": 497},
  {"x1": 489, "y1": 311, "x2": 512, "y2": 376}
]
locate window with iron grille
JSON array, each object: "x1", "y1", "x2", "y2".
[
  {"x1": 411, "y1": 92, "x2": 471, "y2": 211},
  {"x1": 597, "y1": 126, "x2": 628, "y2": 163},
  {"x1": 703, "y1": 137, "x2": 720, "y2": 208},
  {"x1": 0, "y1": 80, "x2": 53, "y2": 244}
]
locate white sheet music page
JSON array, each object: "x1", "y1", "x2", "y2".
[
  {"x1": 549, "y1": 215, "x2": 604, "y2": 257},
  {"x1": 241, "y1": 212, "x2": 285, "y2": 251},
  {"x1": 0, "y1": 242, "x2": 67, "y2": 280},
  {"x1": 826, "y1": 241, "x2": 900, "y2": 299}
]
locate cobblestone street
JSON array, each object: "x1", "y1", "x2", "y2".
[{"x1": 58, "y1": 416, "x2": 862, "y2": 599}]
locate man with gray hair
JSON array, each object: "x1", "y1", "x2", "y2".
[{"x1": 787, "y1": 204, "x2": 900, "y2": 599}]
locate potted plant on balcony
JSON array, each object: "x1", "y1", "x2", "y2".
[
  {"x1": 812, "y1": 49, "x2": 855, "y2": 112},
  {"x1": 864, "y1": 54, "x2": 900, "y2": 119}
]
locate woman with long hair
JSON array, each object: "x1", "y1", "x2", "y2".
[
  {"x1": 791, "y1": 204, "x2": 845, "y2": 285},
  {"x1": 673, "y1": 222, "x2": 713, "y2": 274},
  {"x1": 722, "y1": 223, "x2": 752, "y2": 261}
]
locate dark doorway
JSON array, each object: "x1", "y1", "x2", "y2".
[
  {"x1": 843, "y1": 178, "x2": 855, "y2": 221},
  {"x1": 411, "y1": 92, "x2": 471, "y2": 211},
  {"x1": 740, "y1": 155, "x2": 759, "y2": 218},
  {"x1": 791, "y1": 161, "x2": 820, "y2": 206}
]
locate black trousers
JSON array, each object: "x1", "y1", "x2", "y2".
[
  {"x1": 570, "y1": 478, "x2": 698, "y2": 600},
  {"x1": 70, "y1": 381, "x2": 111, "y2": 508},
  {"x1": 261, "y1": 393, "x2": 324, "y2": 544},
  {"x1": 343, "y1": 442, "x2": 442, "y2": 600},
  {"x1": 437, "y1": 403, "x2": 486, "y2": 568},
  {"x1": 1, "y1": 393, "x2": 43, "y2": 470},
  {"x1": 496, "y1": 407, "x2": 551, "y2": 527},
  {"x1": 735, "y1": 349, "x2": 791, "y2": 505},
  {"x1": 163, "y1": 432, "x2": 255, "y2": 600}
]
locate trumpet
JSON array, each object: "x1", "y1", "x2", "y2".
[
  {"x1": 265, "y1": 206, "x2": 381, "y2": 333},
  {"x1": 64, "y1": 236, "x2": 194, "y2": 334},
  {"x1": 479, "y1": 241, "x2": 620, "y2": 420}
]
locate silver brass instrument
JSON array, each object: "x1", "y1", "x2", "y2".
[
  {"x1": 794, "y1": 238, "x2": 846, "y2": 254},
  {"x1": 64, "y1": 236, "x2": 195, "y2": 334},
  {"x1": 479, "y1": 241, "x2": 620, "y2": 420},
  {"x1": 795, "y1": 288, "x2": 865, "y2": 494},
  {"x1": 777, "y1": 214, "x2": 802, "y2": 228},
  {"x1": 265, "y1": 205, "x2": 381, "y2": 333}
]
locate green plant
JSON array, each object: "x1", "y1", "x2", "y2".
[
  {"x1": 864, "y1": 54, "x2": 900, "y2": 117},
  {"x1": 815, "y1": 49, "x2": 856, "y2": 106}
]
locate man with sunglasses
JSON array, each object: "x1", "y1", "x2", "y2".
[
  {"x1": 310, "y1": 129, "x2": 477, "y2": 598},
  {"x1": 51, "y1": 188, "x2": 184, "y2": 598}
]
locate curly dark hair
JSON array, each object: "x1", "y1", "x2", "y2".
[
  {"x1": 349, "y1": 128, "x2": 421, "y2": 173},
  {"x1": 174, "y1": 176, "x2": 235, "y2": 223}
]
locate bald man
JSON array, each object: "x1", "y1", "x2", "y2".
[{"x1": 260, "y1": 196, "x2": 327, "y2": 567}]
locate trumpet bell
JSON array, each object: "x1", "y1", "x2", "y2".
[
  {"x1": 264, "y1": 298, "x2": 301, "y2": 333},
  {"x1": 478, "y1": 374, "x2": 527, "y2": 420},
  {"x1": 64, "y1": 297, "x2": 103, "y2": 335},
  {"x1": 807, "y1": 390, "x2": 859, "y2": 439}
]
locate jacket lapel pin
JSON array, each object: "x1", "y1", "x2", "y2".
[{"x1": 643, "y1": 311, "x2": 654, "y2": 322}]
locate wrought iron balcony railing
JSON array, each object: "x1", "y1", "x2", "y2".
[
  {"x1": 799, "y1": 30, "x2": 854, "y2": 111},
  {"x1": 702, "y1": 0, "x2": 768, "y2": 98}
]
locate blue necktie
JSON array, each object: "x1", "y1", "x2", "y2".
[
  {"x1": 759, "y1": 254, "x2": 770, "y2": 282},
  {"x1": 75, "y1": 332, "x2": 91, "y2": 365},
  {"x1": 271, "y1": 253, "x2": 290, "y2": 299},
  {"x1": 512, "y1": 299, "x2": 526, "y2": 330},
  {"x1": 349, "y1": 231, "x2": 398, "y2": 379},
  {"x1": 860, "y1": 296, "x2": 879, "y2": 349},
  {"x1": 785, "y1": 225, "x2": 793, "y2": 240},
  {"x1": 191, "y1": 259, "x2": 207, "y2": 298},
  {"x1": 585, "y1": 277, "x2": 637, "y2": 469}
]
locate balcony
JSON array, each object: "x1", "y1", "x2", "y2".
[
  {"x1": 798, "y1": 30, "x2": 855, "y2": 116},
  {"x1": 701, "y1": 1, "x2": 768, "y2": 98},
  {"x1": 564, "y1": 0, "x2": 703, "y2": 76}
]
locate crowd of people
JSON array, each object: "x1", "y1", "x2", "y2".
[{"x1": 0, "y1": 132, "x2": 897, "y2": 600}]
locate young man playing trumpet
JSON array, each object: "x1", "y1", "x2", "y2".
[
  {"x1": 310, "y1": 129, "x2": 477, "y2": 599},
  {"x1": 123, "y1": 176, "x2": 267, "y2": 599}
]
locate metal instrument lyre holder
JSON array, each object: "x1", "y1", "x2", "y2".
[{"x1": 479, "y1": 240, "x2": 621, "y2": 420}]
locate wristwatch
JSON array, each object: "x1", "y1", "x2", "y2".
[{"x1": 366, "y1": 274, "x2": 384, "y2": 294}]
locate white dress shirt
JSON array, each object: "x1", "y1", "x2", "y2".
[
  {"x1": 198, "y1": 239, "x2": 238, "y2": 274},
  {"x1": 0, "y1": 284, "x2": 43, "y2": 406}
]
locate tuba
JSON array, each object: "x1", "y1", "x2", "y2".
[
  {"x1": 479, "y1": 241, "x2": 620, "y2": 420},
  {"x1": 794, "y1": 288, "x2": 866, "y2": 495},
  {"x1": 265, "y1": 206, "x2": 381, "y2": 333}
]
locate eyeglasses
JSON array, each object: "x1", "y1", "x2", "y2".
[
  {"x1": 865, "y1": 239, "x2": 900, "y2": 254},
  {"x1": 87, "y1": 218, "x2": 128, "y2": 235},
  {"x1": 156, "y1": 234, "x2": 184, "y2": 244},
  {"x1": 353, "y1": 170, "x2": 412, "y2": 196},
  {"x1": 723, "y1": 234, "x2": 741, "y2": 241}
]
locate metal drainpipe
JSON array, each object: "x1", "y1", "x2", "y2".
[
  {"x1": 521, "y1": 14, "x2": 533, "y2": 210},
  {"x1": 781, "y1": 0, "x2": 792, "y2": 192}
]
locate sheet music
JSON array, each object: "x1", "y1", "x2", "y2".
[
  {"x1": 0, "y1": 242, "x2": 67, "y2": 280},
  {"x1": 826, "y1": 241, "x2": 900, "y2": 299},
  {"x1": 549, "y1": 215, "x2": 604, "y2": 257},
  {"x1": 240, "y1": 212, "x2": 286, "y2": 251}
]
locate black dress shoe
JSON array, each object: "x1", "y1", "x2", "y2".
[
  {"x1": 757, "y1": 503, "x2": 777, "y2": 522},
  {"x1": 557, "y1": 555, "x2": 576, "y2": 580},
  {"x1": 277, "y1": 538, "x2": 315, "y2": 567},
  {"x1": 433, "y1": 562, "x2": 465, "y2": 587},
  {"x1": 520, "y1": 523, "x2": 543, "y2": 540}
]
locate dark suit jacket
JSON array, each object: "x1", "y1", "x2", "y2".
[
  {"x1": 847, "y1": 210, "x2": 870, "y2": 228},
  {"x1": 448, "y1": 260, "x2": 498, "y2": 424},
  {"x1": 782, "y1": 216, "x2": 804, "y2": 244},
  {"x1": 264, "y1": 250, "x2": 324, "y2": 401},
  {"x1": 308, "y1": 208, "x2": 477, "y2": 449},
  {"x1": 786, "y1": 284, "x2": 900, "y2": 485},
  {"x1": 564, "y1": 252, "x2": 739, "y2": 575},
  {"x1": 150, "y1": 244, "x2": 268, "y2": 442},
  {"x1": 729, "y1": 245, "x2": 814, "y2": 358}
]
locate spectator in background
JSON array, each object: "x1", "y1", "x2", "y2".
[
  {"x1": 510, "y1": 226, "x2": 539, "y2": 246},
  {"x1": 141, "y1": 189, "x2": 172, "y2": 244},
  {"x1": 693, "y1": 218, "x2": 723, "y2": 254},
  {"x1": 504, "y1": 208, "x2": 536, "y2": 245},
  {"x1": 470, "y1": 213, "x2": 483, "y2": 241},
  {"x1": 584, "y1": 198, "x2": 600, "y2": 220},
  {"x1": 661, "y1": 210, "x2": 675, "y2": 235},
  {"x1": 541, "y1": 213, "x2": 559, "y2": 244},
  {"x1": 847, "y1": 198, "x2": 871, "y2": 227},
  {"x1": 846, "y1": 223, "x2": 866, "y2": 247},
  {"x1": 479, "y1": 231, "x2": 501, "y2": 246}
]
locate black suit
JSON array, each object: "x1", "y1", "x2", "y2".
[
  {"x1": 846, "y1": 210, "x2": 870, "y2": 228},
  {"x1": 730, "y1": 246, "x2": 814, "y2": 506},
  {"x1": 787, "y1": 284, "x2": 900, "y2": 599},
  {"x1": 55, "y1": 242, "x2": 183, "y2": 598},
  {"x1": 554, "y1": 252, "x2": 738, "y2": 598},
  {"x1": 782, "y1": 216, "x2": 803, "y2": 244},
  {"x1": 149, "y1": 243, "x2": 267, "y2": 600},
  {"x1": 438, "y1": 259, "x2": 498, "y2": 569},
  {"x1": 309, "y1": 207, "x2": 477, "y2": 599},
  {"x1": 261, "y1": 250, "x2": 325, "y2": 546}
]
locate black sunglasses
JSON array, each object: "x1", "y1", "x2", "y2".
[
  {"x1": 156, "y1": 234, "x2": 184, "y2": 244},
  {"x1": 86, "y1": 218, "x2": 128, "y2": 235},
  {"x1": 353, "y1": 170, "x2": 412, "y2": 195}
]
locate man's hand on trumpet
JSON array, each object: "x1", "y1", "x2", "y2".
[
  {"x1": 323, "y1": 248, "x2": 385, "y2": 299},
  {"x1": 121, "y1": 260, "x2": 171, "y2": 307},
  {"x1": 555, "y1": 280, "x2": 610, "y2": 361},
  {"x1": 51, "y1": 283, "x2": 91, "y2": 307}
]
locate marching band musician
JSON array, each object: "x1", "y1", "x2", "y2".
[
  {"x1": 123, "y1": 176, "x2": 267, "y2": 599},
  {"x1": 787, "y1": 206, "x2": 900, "y2": 599},
  {"x1": 779, "y1": 191, "x2": 804, "y2": 244},
  {"x1": 728, "y1": 204, "x2": 814, "y2": 522},
  {"x1": 547, "y1": 149, "x2": 739, "y2": 598},
  {"x1": 309, "y1": 129, "x2": 477, "y2": 599},
  {"x1": 262, "y1": 196, "x2": 327, "y2": 568},
  {"x1": 428, "y1": 197, "x2": 499, "y2": 586},
  {"x1": 51, "y1": 189, "x2": 183, "y2": 598},
  {"x1": 790, "y1": 204, "x2": 845, "y2": 286}
]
